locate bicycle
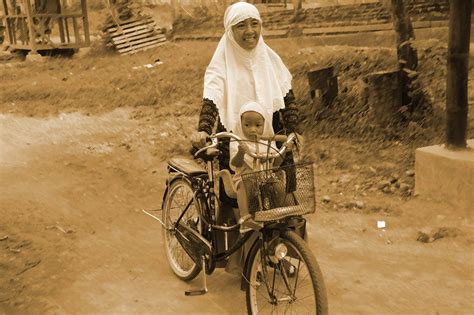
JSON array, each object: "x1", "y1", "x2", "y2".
[{"x1": 144, "y1": 132, "x2": 328, "y2": 314}]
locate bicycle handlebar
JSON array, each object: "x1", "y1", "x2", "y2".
[{"x1": 207, "y1": 132, "x2": 297, "y2": 160}]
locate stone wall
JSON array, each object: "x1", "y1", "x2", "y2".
[{"x1": 261, "y1": 0, "x2": 450, "y2": 31}]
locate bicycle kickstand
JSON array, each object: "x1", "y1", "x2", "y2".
[{"x1": 185, "y1": 256, "x2": 208, "y2": 296}]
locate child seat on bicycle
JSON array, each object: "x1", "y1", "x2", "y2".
[{"x1": 226, "y1": 101, "x2": 290, "y2": 233}]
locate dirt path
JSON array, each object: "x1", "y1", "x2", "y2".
[{"x1": 1, "y1": 110, "x2": 473, "y2": 314}]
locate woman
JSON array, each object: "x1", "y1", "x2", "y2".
[
  {"x1": 191, "y1": 2, "x2": 300, "y2": 275},
  {"x1": 192, "y1": 2, "x2": 298, "y2": 185}
]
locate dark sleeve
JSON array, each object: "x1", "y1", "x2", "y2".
[
  {"x1": 282, "y1": 89, "x2": 299, "y2": 134},
  {"x1": 198, "y1": 98, "x2": 219, "y2": 135}
]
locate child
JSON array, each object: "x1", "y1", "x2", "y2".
[{"x1": 229, "y1": 101, "x2": 285, "y2": 233}]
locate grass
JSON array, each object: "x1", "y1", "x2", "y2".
[{"x1": 1, "y1": 34, "x2": 471, "y2": 169}]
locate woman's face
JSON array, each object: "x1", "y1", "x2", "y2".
[
  {"x1": 241, "y1": 111, "x2": 265, "y2": 140},
  {"x1": 231, "y1": 18, "x2": 261, "y2": 50}
]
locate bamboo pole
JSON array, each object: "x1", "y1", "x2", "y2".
[
  {"x1": 24, "y1": 0, "x2": 37, "y2": 53},
  {"x1": 446, "y1": 0, "x2": 471, "y2": 148},
  {"x1": 81, "y1": 0, "x2": 90, "y2": 45}
]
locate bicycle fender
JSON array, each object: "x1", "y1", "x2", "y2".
[{"x1": 161, "y1": 174, "x2": 192, "y2": 210}]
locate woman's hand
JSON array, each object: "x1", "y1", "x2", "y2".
[{"x1": 191, "y1": 131, "x2": 209, "y2": 149}]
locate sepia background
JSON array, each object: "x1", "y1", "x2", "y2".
[{"x1": 1, "y1": 0, "x2": 473, "y2": 314}]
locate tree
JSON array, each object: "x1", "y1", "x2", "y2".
[
  {"x1": 445, "y1": 0, "x2": 471, "y2": 148},
  {"x1": 383, "y1": 0, "x2": 418, "y2": 110}
]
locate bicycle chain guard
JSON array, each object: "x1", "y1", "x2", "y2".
[{"x1": 174, "y1": 222, "x2": 212, "y2": 267}]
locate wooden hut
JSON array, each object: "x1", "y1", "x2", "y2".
[{"x1": 1, "y1": 0, "x2": 90, "y2": 54}]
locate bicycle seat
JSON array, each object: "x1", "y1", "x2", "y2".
[{"x1": 168, "y1": 157, "x2": 207, "y2": 177}]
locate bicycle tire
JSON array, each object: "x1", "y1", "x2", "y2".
[
  {"x1": 162, "y1": 178, "x2": 202, "y2": 281},
  {"x1": 246, "y1": 230, "x2": 328, "y2": 314}
]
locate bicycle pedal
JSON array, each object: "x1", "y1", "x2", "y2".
[{"x1": 185, "y1": 288, "x2": 208, "y2": 296}]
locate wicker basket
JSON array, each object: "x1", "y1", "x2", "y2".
[{"x1": 240, "y1": 163, "x2": 315, "y2": 222}]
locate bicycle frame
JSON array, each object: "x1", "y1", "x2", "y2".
[{"x1": 166, "y1": 158, "x2": 254, "y2": 268}]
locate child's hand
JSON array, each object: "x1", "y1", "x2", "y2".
[
  {"x1": 238, "y1": 142, "x2": 250, "y2": 154},
  {"x1": 284, "y1": 140, "x2": 295, "y2": 151}
]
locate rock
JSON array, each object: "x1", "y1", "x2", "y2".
[
  {"x1": 382, "y1": 185, "x2": 392, "y2": 194},
  {"x1": 417, "y1": 231, "x2": 431, "y2": 243},
  {"x1": 405, "y1": 169, "x2": 415, "y2": 177},
  {"x1": 355, "y1": 201, "x2": 365, "y2": 209},
  {"x1": 344, "y1": 201, "x2": 356, "y2": 208},
  {"x1": 26, "y1": 53, "x2": 44, "y2": 62},
  {"x1": 432, "y1": 227, "x2": 462, "y2": 240},
  {"x1": 399, "y1": 183, "x2": 410, "y2": 192},
  {"x1": 377, "y1": 180, "x2": 391, "y2": 190},
  {"x1": 322, "y1": 195, "x2": 331, "y2": 203},
  {"x1": 389, "y1": 174, "x2": 399, "y2": 184}
]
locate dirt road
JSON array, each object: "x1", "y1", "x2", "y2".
[{"x1": 1, "y1": 109, "x2": 473, "y2": 314}]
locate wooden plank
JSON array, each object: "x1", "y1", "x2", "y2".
[
  {"x1": 112, "y1": 27, "x2": 163, "y2": 41},
  {"x1": 121, "y1": 41, "x2": 168, "y2": 55},
  {"x1": 5, "y1": 13, "x2": 82, "y2": 18},
  {"x1": 104, "y1": 16, "x2": 153, "y2": 31},
  {"x1": 72, "y1": 17, "x2": 81, "y2": 44},
  {"x1": 108, "y1": 22, "x2": 157, "y2": 37},
  {"x1": 115, "y1": 35, "x2": 166, "y2": 49},
  {"x1": 117, "y1": 39, "x2": 167, "y2": 53},
  {"x1": 112, "y1": 32, "x2": 165, "y2": 45},
  {"x1": 58, "y1": 16, "x2": 66, "y2": 43},
  {"x1": 106, "y1": 18, "x2": 154, "y2": 33},
  {"x1": 303, "y1": 23, "x2": 392, "y2": 35},
  {"x1": 65, "y1": 17, "x2": 70, "y2": 43}
]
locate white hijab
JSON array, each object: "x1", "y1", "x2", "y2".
[
  {"x1": 229, "y1": 101, "x2": 277, "y2": 171},
  {"x1": 203, "y1": 2, "x2": 292, "y2": 135}
]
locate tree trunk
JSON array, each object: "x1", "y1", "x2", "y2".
[
  {"x1": 170, "y1": 0, "x2": 178, "y2": 24},
  {"x1": 292, "y1": 0, "x2": 303, "y2": 21},
  {"x1": 446, "y1": 0, "x2": 471, "y2": 148},
  {"x1": 386, "y1": 0, "x2": 418, "y2": 110}
]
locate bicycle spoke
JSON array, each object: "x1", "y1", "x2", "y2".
[{"x1": 292, "y1": 258, "x2": 302, "y2": 294}]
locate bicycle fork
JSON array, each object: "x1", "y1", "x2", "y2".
[{"x1": 185, "y1": 256, "x2": 208, "y2": 296}]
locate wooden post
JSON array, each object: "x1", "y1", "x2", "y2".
[
  {"x1": 364, "y1": 70, "x2": 402, "y2": 126},
  {"x1": 24, "y1": 0, "x2": 37, "y2": 53},
  {"x1": 386, "y1": 0, "x2": 418, "y2": 109},
  {"x1": 307, "y1": 66, "x2": 338, "y2": 107},
  {"x1": 81, "y1": 0, "x2": 90, "y2": 45},
  {"x1": 446, "y1": 0, "x2": 471, "y2": 148},
  {"x1": 1, "y1": 0, "x2": 14, "y2": 45}
]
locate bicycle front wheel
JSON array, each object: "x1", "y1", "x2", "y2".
[
  {"x1": 246, "y1": 230, "x2": 328, "y2": 314},
  {"x1": 162, "y1": 178, "x2": 201, "y2": 281}
]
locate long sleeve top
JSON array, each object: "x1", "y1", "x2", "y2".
[{"x1": 197, "y1": 90, "x2": 299, "y2": 135}]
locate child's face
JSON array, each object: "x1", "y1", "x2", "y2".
[{"x1": 241, "y1": 111, "x2": 264, "y2": 140}]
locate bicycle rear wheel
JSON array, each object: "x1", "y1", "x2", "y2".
[
  {"x1": 246, "y1": 230, "x2": 328, "y2": 314},
  {"x1": 162, "y1": 178, "x2": 201, "y2": 281}
]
